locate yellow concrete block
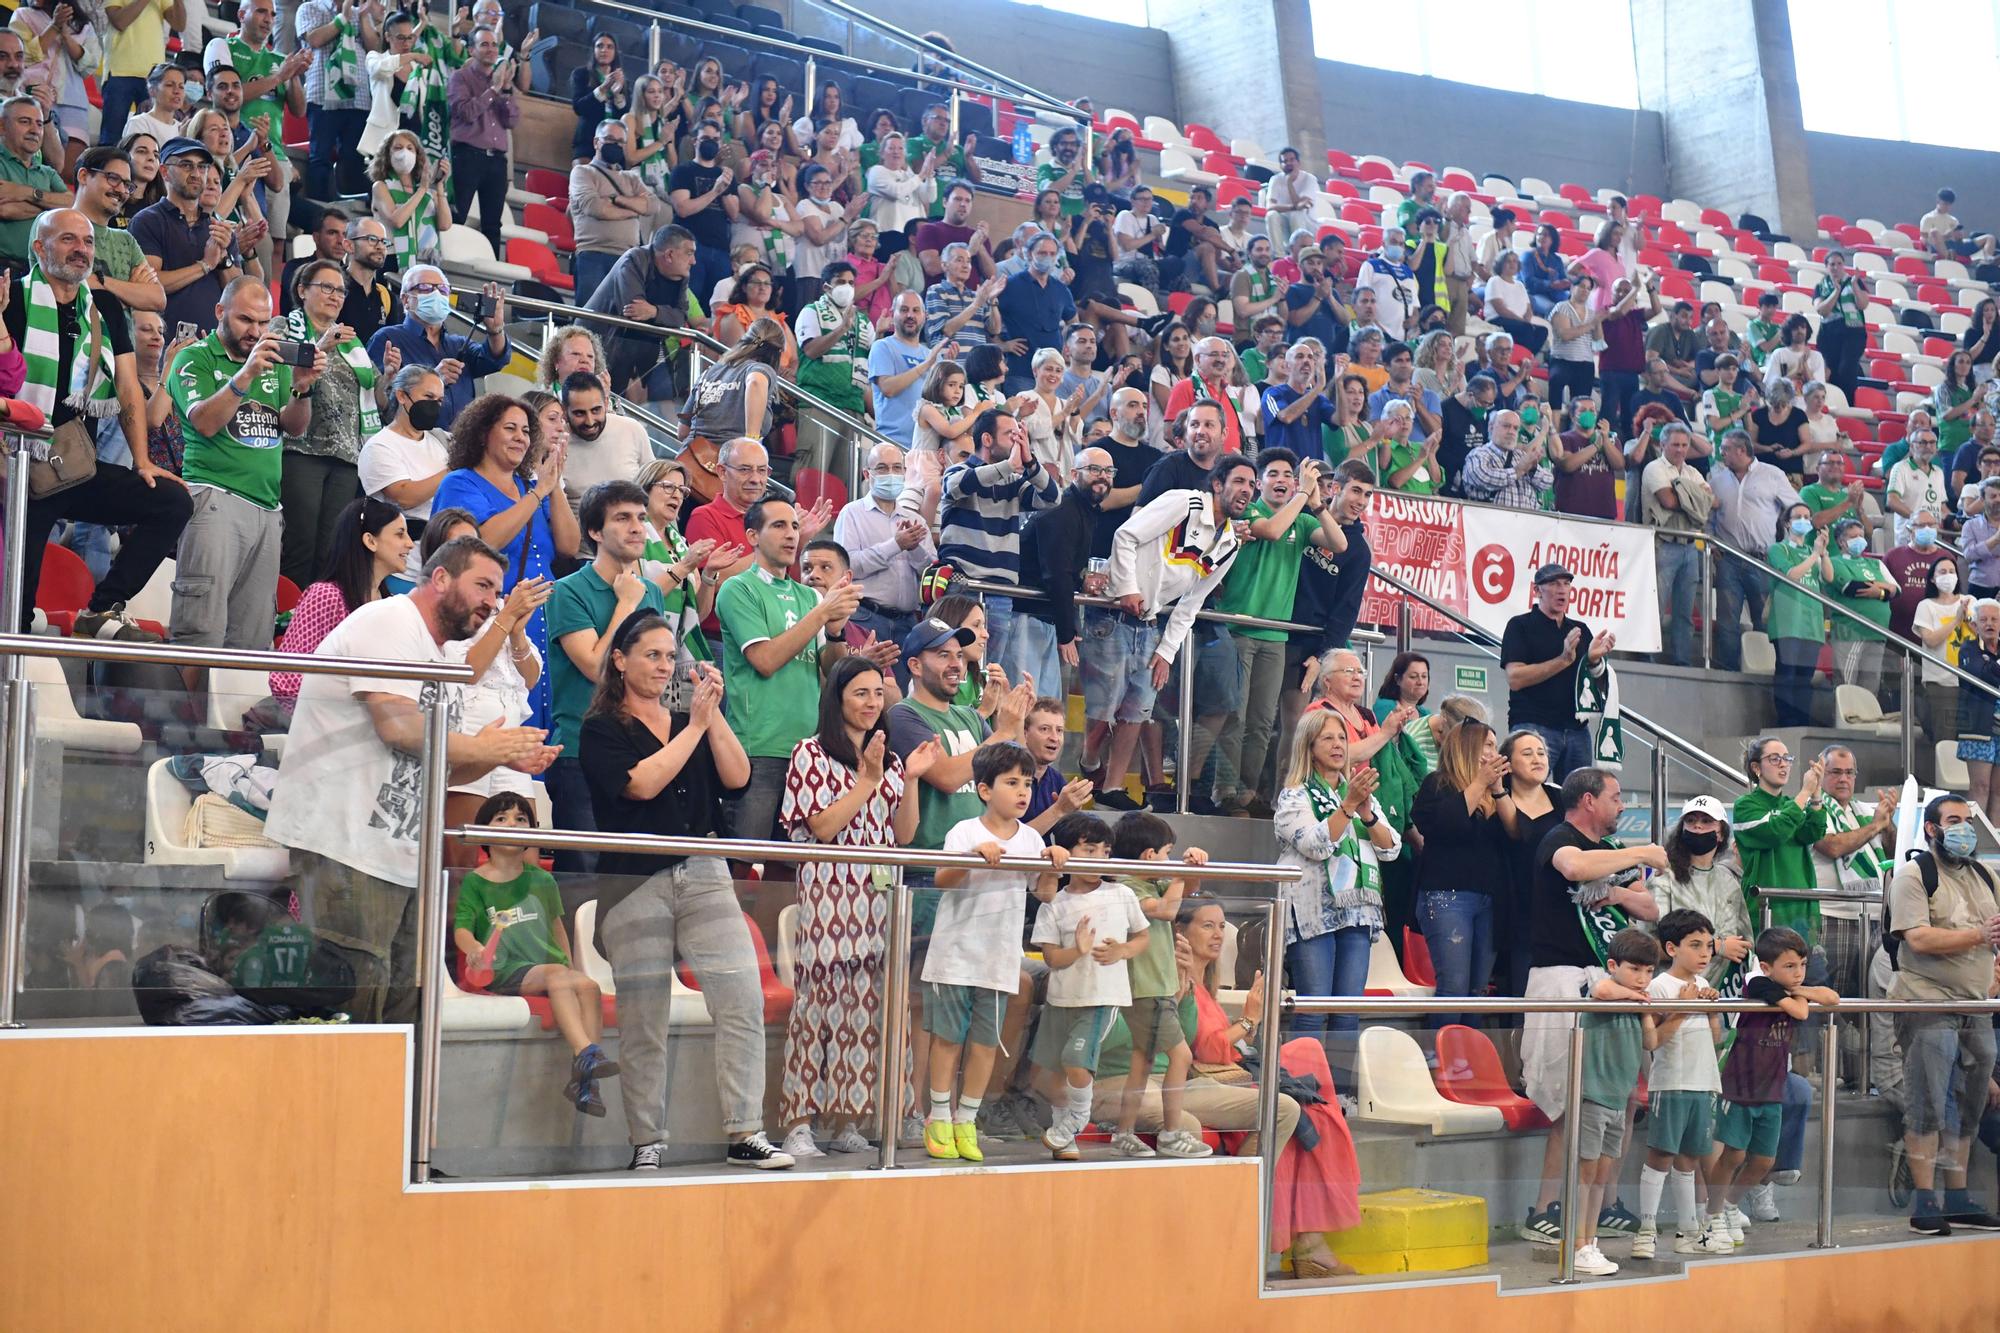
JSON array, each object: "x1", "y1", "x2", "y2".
[{"x1": 1316, "y1": 1187, "x2": 1488, "y2": 1275}]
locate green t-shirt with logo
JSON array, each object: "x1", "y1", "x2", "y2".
[
  {"x1": 1799, "y1": 482, "x2": 1849, "y2": 516},
  {"x1": 1764, "y1": 540, "x2": 1827, "y2": 643},
  {"x1": 546, "y1": 563, "x2": 668, "y2": 755},
  {"x1": 1745, "y1": 317, "x2": 1783, "y2": 368},
  {"x1": 1036, "y1": 160, "x2": 1086, "y2": 216},
  {"x1": 907, "y1": 135, "x2": 968, "y2": 218},
  {"x1": 1215, "y1": 497, "x2": 1320, "y2": 641},
  {"x1": 453, "y1": 864, "x2": 569, "y2": 975},
  {"x1": 225, "y1": 36, "x2": 287, "y2": 148},
  {"x1": 170, "y1": 332, "x2": 292, "y2": 509},
  {"x1": 889, "y1": 694, "x2": 988, "y2": 852},
  {"x1": 716, "y1": 566, "x2": 824, "y2": 759}
]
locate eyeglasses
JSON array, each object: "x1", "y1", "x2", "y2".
[
  {"x1": 405, "y1": 281, "x2": 449, "y2": 295},
  {"x1": 353, "y1": 232, "x2": 388, "y2": 246},
  {"x1": 1760, "y1": 753, "x2": 1795, "y2": 765},
  {"x1": 303, "y1": 282, "x2": 344, "y2": 297},
  {"x1": 90, "y1": 171, "x2": 132, "y2": 192},
  {"x1": 724, "y1": 463, "x2": 772, "y2": 477},
  {"x1": 1074, "y1": 464, "x2": 1113, "y2": 477},
  {"x1": 648, "y1": 481, "x2": 689, "y2": 497}
]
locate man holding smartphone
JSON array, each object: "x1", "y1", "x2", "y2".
[
  {"x1": 167, "y1": 274, "x2": 328, "y2": 649},
  {"x1": 131, "y1": 137, "x2": 239, "y2": 336}
]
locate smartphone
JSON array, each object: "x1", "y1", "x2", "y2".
[
  {"x1": 458, "y1": 291, "x2": 494, "y2": 322},
  {"x1": 176, "y1": 321, "x2": 197, "y2": 342},
  {"x1": 270, "y1": 340, "x2": 316, "y2": 368}
]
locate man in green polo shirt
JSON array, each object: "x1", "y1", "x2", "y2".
[
  {"x1": 1212, "y1": 448, "x2": 1343, "y2": 815},
  {"x1": 716, "y1": 497, "x2": 865, "y2": 842},
  {"x1": 907, "y1": 103, "x2": 981, "y2": 220},
  {"x1": 1798, "y1": 449, "x2": 1870, "y2": 535},
  {"x1": 168, "y1": 275, "x2": 325, "y2": 647},
  {"x1": 546, "y1": 478, "x2": 667, "y2": 873},
  {"x1": 0, "y1": 95, "x2": 73, "y2": 266}
]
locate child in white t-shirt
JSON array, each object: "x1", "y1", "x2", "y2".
[
  {"x1": 1031, "y1": 811, "x2": 1150, "y2": 1161},
  {"x1": 1636, "y1": 908, "x2": 1726, "y2": 1258},
  {"x1": 924, "y1": 742, "x2": 1068, "y2": 1163}
]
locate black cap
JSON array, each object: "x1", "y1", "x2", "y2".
[{"x1": 1532, "y1": 563, "x2": 1575, "y2": 586}]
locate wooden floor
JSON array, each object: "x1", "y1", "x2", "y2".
[{"x1": 4, "y1": 1026, "x2": 1999, "y2": 1333}]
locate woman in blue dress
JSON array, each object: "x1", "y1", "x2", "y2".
[{"x1": 433, "y1": 394, "x2": 581, "y2": 726}]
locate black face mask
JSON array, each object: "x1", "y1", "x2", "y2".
[
  {"x1": 404, "y1": 398, "x2": 441, "y2": 431},
  {"x1": 696, "y1": 138, "x2": 719, "y2": 163},
  {"x1": 1679, "y1": 829, "x2": 1720, "y2": 856}
]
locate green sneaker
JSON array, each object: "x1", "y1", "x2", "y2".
[
  {"x1": 953, "y1": 1121, "x2": 983, "y2": 1163},
  {"x1": 924, "y1": 1118, "x2": 958, "y2": 1161}
]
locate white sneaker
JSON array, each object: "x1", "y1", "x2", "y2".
[
  {"x1": 780, "y1": 1125, "x2": 824, "y2": 1159},
  {"x1": 1696, "y1": 1217, "x2": 1735, "y2": 1254},
  {"x1": 1630, "y1": 1225, "x2": 1656, "y2": 1260},
  {"x1": 1156, "y1": 1128, "x2": 1215, "y2": 1158},
  {"x1": 1110, "y1": 1131, "x2": 1156, "y2": 1157},
  {"x1": 1744, "y1": 1181, "x2": 1780, "y2": 1222},
  {"x1": 1724, "y1": 1204, "x2": 1749, "y2": 1244},
  {"x1": 1768, "y1": 1168, "x2": 1801, "y2": 1186},
  {"x1": 1572, "y1": 1243, "x2": 1619, "y2": 1276},
  {"x1": 900, "y1": 1116, "x2": 924, "y2": 1147},
  {"x1": 828, "y1": 1126, "x2": 872, "y2": 1154}
]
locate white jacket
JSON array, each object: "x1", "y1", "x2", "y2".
[{"x1": 1107, "y1": 488, "x2": 1242, "y2": 665}]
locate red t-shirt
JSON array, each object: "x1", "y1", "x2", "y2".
[
  {"x1": 1163, "y1": 375, "x2": 1244, "y2": 455},
  {"x1": 1886, "y1": 544, "x2": 1942, "y2": 640},
  {"x1": 684, "y1": 495, "x2": 750, "y2": 632}
]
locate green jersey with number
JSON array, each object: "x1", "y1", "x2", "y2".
[{"x1": 170, "y1": 333, "x2": 293, "y2": 509}]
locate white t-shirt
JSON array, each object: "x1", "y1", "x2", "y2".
[
  {"x1": 443, "y1": 617, "x2": 538, "y2": 799},
  {"x1": 264, "y1": 596, "x2": 462, "y2": 888},
  {"x1": 1912, "y1": 597, "x2": 1971, "y2": 685},
  {"x1": 1485, "y1": 273, "x2": 1531, "y2": 321},
  {"x1": 924, "y1": 816, "x2": 1044, "y2": 993},
  {"x1": 1113, "y1": 209, "x2": 1166, "y2": 254},
  {"x1": 792, "y1": 197, "x2": 848, "y2": 282},
  {"x1": 562, "y1": 416, "x2": 656, "y2": 519},
  {"x1": 121, "y1": 109, "x2": 182, "y2": 147},
  {"x1": 1032, "y1": 883, "x2": 1150, "y2": 1008},
  {"x1": 1811, "y1": 797, "x2": 1882, "y2": 921},
  {"x1": 1644, "y1": 971, "x2": 1723, "y2": 1092},
  {"x1": 1886, "y1": 461, "x2": 1947, "y2": 543},
  {"x1": 358, "y1": 425, "x2": 452, "y2": 575},
  {"x1": 1265, "y1": 170, "x2": 1320, "y2": 214}
]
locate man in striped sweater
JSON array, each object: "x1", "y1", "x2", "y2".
[{"x1": 937, "y1": 406, "x2": 1059, "y2": 679}]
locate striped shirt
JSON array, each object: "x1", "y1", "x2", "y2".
[
  {"x1": 937, "y1": 456, "x2": 1060, "y2": 584},
  {"x1": 923, "y1": 277, "x2": 990, "y2": 347}
]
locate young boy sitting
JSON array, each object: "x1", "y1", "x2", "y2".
[
  {"x1": 1573, "y1": 926, "x2": 1662, "y2": 1277},
  {"x1": 1109, "y1": 810, "x2": 1214, "y2": 1160},
  {"x1": 1636, "y1": 909, "x2": 1725, "y2": 1257},
  {"x1": 1031, "y1": 811, "x2": 1152, "y2": 1160},
  {"x1": 926, "y1": 742, "x2": 1069, "y2": 1162},
  {"x1": 1704, "y1": 926, "x2": 1840, "y2": 1249},
  {"x1": 452, "y1": 792, "x2": 615, "y2": 1115}
]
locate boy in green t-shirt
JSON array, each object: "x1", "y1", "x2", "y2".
[
  {"x1": 1107, "y1": 811, "x2": 1214, "y2": 1160},
  {"x1": 1572, "y1": 928, "x2": 1662, "y2": 1276},
  {"x1": 167, "y1": 279, "x2": 322, "y2": 647},
  {"x1": 1213, "y1": 450, "x2": 1344, "y2": 814},
  {"x1": 451, "y1": 794, "x2": 616, "y2": 1115},
  {"x1": 1744, "y1": 293, "x2": 1784, "y2": 369}
]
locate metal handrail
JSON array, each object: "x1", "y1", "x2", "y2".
[
  {"x1": 457, "y1": 826, "x2": 1293, "y2": 883},
  {"x1": 802, "y1": 0, "x2": 1082, "y2": 118},
  {"x1": 0, "y1": 632, "x2": 476, "y2": 683},
  {"x1": 1755, "y1": 885, "x2": 1885, "y2": 903},
  {"x1": 1277, "y1": 989, "x2": 1999, "y2": 1286},
  {"x1": 955, "y1": 575, "x2": 1387, "y2": 644},
  {"x1": 1366, "y1": 564, "x2": 1748, "y2": 789}
]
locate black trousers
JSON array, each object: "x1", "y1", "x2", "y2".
[
  {"x1": 1818, "y1": 319, "x2": 1865, "y2": 401},
  {"x1": 16, "y1": 462, "x2": 193, "y2": 632},
  {"x1": 449, "y1": 144, "x2": 509, "y2": 256}
]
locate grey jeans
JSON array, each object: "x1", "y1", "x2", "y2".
[
  {"x1": 598, "y1": 856, "x2": 767, "y2": 1144},
  {"x1": 1215, "y1": 632, "x2": 1287, "y2": 802},
  {"x1": 170, "y1": 485, "x2": 282, "y2": 649}
]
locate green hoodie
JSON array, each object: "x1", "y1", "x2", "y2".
[{"x1": 1731, "y1": 786, "x2": 1829, "y2": 937}]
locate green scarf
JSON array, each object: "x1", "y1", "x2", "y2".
[
  {"x1": 1191, "y1": 373, "x2": 1241, "y2": 438},
  {"x1": 19, "y1": 262, "x2": 119, "y2": 422},
  {"x1": 324, "y1": 14, "x2": 362, "y2": 103},
  {"x1": 796, "y1": 295, "x2": 869, "y2": 409},
  {"x1": 1823, "y1": 797, "x2": 1885, "y2": 884},
  {"x1": 1573, "y1": 850, "x2": 1635, "y2": 967},
  {"x1": 284, "y1": 308, "x2": 379, "y2": 436},
  {"x1": 643, "y1": 524, "x2": 713, "y2": 663},
  {"x1": 1307, "y1": 772, "x2": 1380, "y2": 905},
  {"x1": 1575, "y1": 660, "x2": 1623, "y2": 770},
  {"x1": 411, "y1": 28, "x2": 456, "y2": 158},
  {"x1": 383, "y1": 178, "x2": 440, "y2": 266}
]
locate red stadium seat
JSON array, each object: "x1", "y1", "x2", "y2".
[
  {"x1": 1440, "y1": 170, "x2": 1477, "y2": 191},
  {"x1": 1214, "y1": 177, "x2": 1258, "y2": 207},
  {"x1": 524, "y1": 168, "x2": 569, "y2": 206},
  {"x1": 1434, "y1": 1025, "x2": 1550, "y2": 1131},
  {"x1": 276, "y1": 576, "x2": 302, "y2": 614},
  {"x1": 1340, "y1": 200, "x2": 1379, "y2": 226},
  {"x1": 1660, "y1": 271, "x2": 1697, "y2": 302},
  {"x1": 791, "y1": 466, "x2": 848, "y2": 517},
  {"x1": 1402, "y1": 927, "x2": 1437, "y2": 987},
  {"x1": 1853, "y1": 386, "x2": 1892, "y2": 413},
  {"x1": 1538, "y1": 208, "x2": 1572, "y2": 229},
  {"x1": 1758, "y1": 260, "x2": 1791, "y2": 285},
  {"x1": 1356, "y1": 160, "x2": 1395, "y2": 184},
  {"x1": 1817, "y1": 214, "x2": 1846, "y2": 234},
  {"x1": 1629, "y1": 194, "x2": 1663, "y2": 219},
  {"x1": 509, "y1": 239, "x2": 574, "y2": 292},
  {"x1": 1200, "y1": 150, "x2": 1240, "y2": 177},
  {"x1": 34, "y1": 542, "x2": 94, "y2": 634},
  {"x1": 1320, "y1": 178, "x2": 1358, "y2": 199},
  {"x1": 1868, "y1": 357, "x2": 1902, "y2": 382},
  {"x1": 1893, "y1": 223, "x2": 1923, "y2": 245},
  {"x1": 1924, "y1": 337, "x2": 1957, "y2": 359},
  {"x1": 522, "y1": 201, "x2": 573, "y2": 250},
  {"x1": 1183, "y1": 122, "x2": 1226, "y2": 152},
  {"x1": 1700, "y1": 207, "x2": 1731, "y2": 229},
  {"x1": 1557, "y1": 183, "x2": 1593, "y2": 206},
  {"x1": 1325, "y1": 148, "x2": 1357, "y2": 174},
  {"x1": 1837, "y1": 226, "x2": 1874, "y2": 247}
]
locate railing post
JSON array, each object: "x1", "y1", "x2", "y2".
[
  {"x1": 0, "y1": 431, "x2": 29, "y2": 1027},
  {"x1": 1649, "y1": 741, "x2": 1668, "y2": 844},
  {"x1": 948, "y1": 88, "x2": 960, "y2": 147},
  {"x1": 1552, "y1": 1016, "x2": 1586, "y2": 1283},
  {"x1": 1396, "y1": 599, "x2": 1413, "y2": 654},
  {"x1": 1175, "y1": 648, "x2": 1195, "y2": 815},
  {"x1": 1899, "y1": 651, "x2": 1916, "y2": 778},
  {"x1": 1255, "y1": 899, "x2": 1284, "y2": 1280},
  {"x1": 648, "y1": 20, "x2": 660, "y2": 68},
  {"x1": 804, "y1": 56, "x2": 816, "y2": 127},
  {"x1": 874, "y1": 871, "x2": 913, "y2": 1171},
  {"x1": 1812, "y1": 1010, "x2": 1839, "y2": 1248},
  {"x1": 0, "y1": 431, "x2": 27, "y2": 638},
  {"x1": 411, "y1": 692, "x2": 453, "y2": 1183},
  {"x1": 1700, "y1": 538, "x2": 1714, "y2": 668}
]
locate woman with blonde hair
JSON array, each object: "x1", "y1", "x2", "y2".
[
  {"x1": 1408, "y1": 719, "x2": 1512, "y2": 1027},
  {"x1": 1275, "y1": 708, "x2": 1400, "y2": 1046},
  {"x1": 371, "y1": 128, "x2": 451, "y2": 269}
]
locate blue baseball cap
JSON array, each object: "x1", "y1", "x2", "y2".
[{"x1": 902, "y1": 617, "x2": 976, "y2": 660}]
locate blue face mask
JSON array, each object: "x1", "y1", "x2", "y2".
[
  {"x1": 1915, "y1": 525, "x2": 1939, "y2": 546},
  {"x1": 1942, "y1": 821, "x2": 1980, "y2": 860},
  {"x1": 1790, "y1": 516, "x2": 1814, "y2": 539},
  {"x1": 1029, "y1": 255, "x2": 1057, "y2": 276},
  {"x1": 1845, "y1": 535, "x2": 1867, "y2": 556},
  {"x1": 414, "y1": 292, "x2": 451, "y2": 325},
  {"x1": 870, "y1": 475, "x2": 905, "y2": 502}
]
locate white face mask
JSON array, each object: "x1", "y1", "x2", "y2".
[
  {"x1": 391, "y1": 148, "x2": 417, "y2": 175},
  {"x1": 1936, "y1": 570, "x2": 1959, "y2": 594},
  {"x1": 828, "y1": 283, "x2": 855, "y2": 309}
]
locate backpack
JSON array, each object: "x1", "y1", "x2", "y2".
[{"x1": 1883, "y1": 849, "x2": 1997, "y2": 969}]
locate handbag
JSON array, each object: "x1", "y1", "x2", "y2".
[
  {"x1": 8, "y1": 307, "x2": 104, "y2": 498},
  {"x1": 678, "y1": 434, "x2": 723, "y2": 504}
]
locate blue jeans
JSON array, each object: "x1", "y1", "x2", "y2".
[
  {"x1": 573, "y1": 250, "x2": 620, "y2": 306},
  {"x1": 1655, "y1": 535, "x2": 1699, "y2": 666},
  {"x1": 1079, "y1": 608, "x2": 1159, "y2": 723},
  {"x1": 1519, "y1": 721, "x2": 1594, "y2": 782},
  {"x1": 97, "y1": 76, "x2": 146, "y2": 145},
  {"x1": 724, "y1": 754, "x2": 789, "y2": 844},
  {"x1": 1418, "y1": 890, "x2": 1496, "y2": 1029},
  {"x1": 543, "y1": 756, "x2": 599, "y2": 876},
  {"x1": 1284, "y1": 925, "x2": 1374, "y2": 1035},
  {"x1": 1775, "y1": 1071, "x2": 1812, "y2": 1173},
  {"x1": 306, "y1": 105, "x2": 370, "y2": 200},
  {"x1": 979, "y1": 594, "x2": 1016, "y2": 683},
  {"x1": 1713, "y1": 552, "x2": 1769, "y2": 672},
  {"x1": 850, "y1": 603, "x2": 918, "y2": 689},
  {"x1": 692, "y1": 243, "x2": 731, "y2": 315},
  {"x1": 1004, "y1": 612, "x2": 1063, "y2": 704}
]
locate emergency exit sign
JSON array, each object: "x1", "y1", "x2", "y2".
[{"x1": 1454, "y1": 665, "x2": 1488, "y2": 692}]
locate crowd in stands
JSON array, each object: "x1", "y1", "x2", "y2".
[{"x1": 13, "y1": 0, "x2": 2000, "y2": 1270}]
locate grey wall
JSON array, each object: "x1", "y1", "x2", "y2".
[
  {"x1": 785, "y1": 0, "x2": 1181, "y2": 125},
  {"x1": 1316, "y1": 60, "x2": 1669, "y2": 199},
  {"x1": 1807, "y1": 132, "x2": 2000, "y2": 232}
]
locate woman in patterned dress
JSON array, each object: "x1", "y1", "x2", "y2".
[{"x1": 777, "y1": 656, "x2": 941, "y2": 1158}]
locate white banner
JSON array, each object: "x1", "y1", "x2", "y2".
[{"x1": 1460, "y1": 508, "x2": 1662, "y2": 654}]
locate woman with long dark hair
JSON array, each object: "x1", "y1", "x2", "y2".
[
  {"x1": 578, "y1": 611, "x2": 793, "y2": 1170},
  {"x1": 1407, "y1": 719, "x2": 1512, "y2": 1027},
  {"x1": 1497, "y1": 728, "x2": 1562, "y2": 998},
  {"x1": 776, "y1": 655, "x2": 939, "y2": 1158},
  {"x1": 270, "y1": 496, "x2": 414, "y2": 705},
  {"x1": 1522, "y1": 222, "x2": 1570, "y2": 318},
  {"x1": 570, "y1": 33, "x2": 628, "y2": 162}
]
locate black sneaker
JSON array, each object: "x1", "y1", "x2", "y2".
[
  {"x1": 1910, "y1": 1191, "x2": 1952, "y2": 1236},
  {"x1": 1943, "y1": 1192, "x2": 2000, "y2": 1230},
  {"x1": 1095, "y1": 789, "x2": 1141, "y2": 811},
  {"x1": 629, "y1": 1141, "x2": 664, "y2": 1171},
  {"x1": 725, "y1": 1131, "x2": 796, "y2": 1170}
]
